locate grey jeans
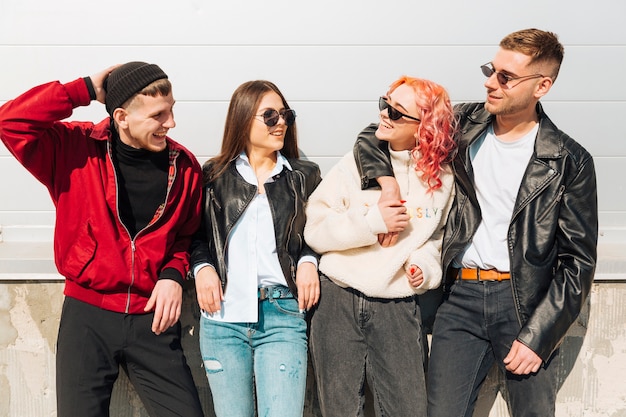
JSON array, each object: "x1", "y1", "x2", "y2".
[{"x1": 309, "y1": 275, "x2": 427, "y2": 417}]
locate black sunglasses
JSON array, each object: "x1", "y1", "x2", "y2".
[
  {"x1": 379, "y1": 97, "x2": 421, "y2": 122},
  {"x1": 480, "y1": 62, "x2": 544, "y2": 88},
  {"x1": 255, "y1": 108, "x2": 296, "y2": 127}
]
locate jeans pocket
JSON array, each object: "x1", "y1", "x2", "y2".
[
  {"x1": 270, "y1": 297, "x2": 305, "y2": 318},
  {"x1": 447, "y1": 280, "x2": 461, "y2": 297}
]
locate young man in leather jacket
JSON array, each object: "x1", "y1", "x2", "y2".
[{"x1": 353, "y1": 28, "x2": 598, "y2": 417}]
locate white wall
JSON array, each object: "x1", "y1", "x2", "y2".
[
  {"x1": 1, "y1": 0, "x2": 625, "y2": 244},
  {"x1": 1, "y1": 2, "x2": 625, "y2": 416}
]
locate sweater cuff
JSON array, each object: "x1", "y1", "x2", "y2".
[
  {"x1": 365, "y1": 204, "x2": 388, "y2": 235},
  {"x1": 158, "y1": 267, "x2": 185, "y2": 287}
]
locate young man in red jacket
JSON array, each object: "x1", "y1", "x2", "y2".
[{"x1": 0, "y1": 62, "x2": 204, "y2": 417}]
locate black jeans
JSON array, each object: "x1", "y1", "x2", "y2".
[
  {"x1": 56, "y1": 297, "x2": 203, "y2": 417},
  {"x1": 428, "y1": 280, "x2": 558, "y2": 417}
]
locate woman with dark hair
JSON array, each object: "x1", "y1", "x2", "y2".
[
  {"x1": 190, "y1": 80, "x2": 321, "y2": 417},
  {"x1": 304, "y1": 76, "x2": 456, "y2": 416}
]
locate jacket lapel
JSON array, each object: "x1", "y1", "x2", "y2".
[
  {"x1": 511, "y1": 105, "x2": 563, "y2": 220},
  {"x1": 456, "y1": 106, "x2": 491, "y2": 210}
]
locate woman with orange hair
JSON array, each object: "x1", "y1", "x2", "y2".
[{"x1": 304, "y1": 76, "x2": 456, "y2": 416}]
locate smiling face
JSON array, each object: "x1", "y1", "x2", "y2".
[
  {"x1": 375, "y1": 83, "x2": 421, "y2": 151},
  {"x1": 114, "y1": 92, "x2": 176, "y2": 152},
  {"x1": 247, "y1": 91, "x2": 289, "y2": 156}
]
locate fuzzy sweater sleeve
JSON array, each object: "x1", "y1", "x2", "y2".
[
  {"x1": 406, "y1": 179, "x2": 455, "y2": 292},
  {"x1": 304, "y1": 153, "x2": 386, "y2": 254}
]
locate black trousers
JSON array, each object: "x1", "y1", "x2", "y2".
[{"x1": 56, "y1": 296, "x2": 204, "y2": 417}]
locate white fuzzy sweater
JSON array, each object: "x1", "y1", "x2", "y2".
[{"x1": 304, "y1": 148, "x2": 454, "y2": 298}]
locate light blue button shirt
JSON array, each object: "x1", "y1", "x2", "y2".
[{"x1": 195, "y1": 151, "x2": 316, "y2": 323}]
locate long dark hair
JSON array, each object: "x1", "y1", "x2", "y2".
[{"x1": 207, "y1": 80, "x2": 299, "y2": 180}]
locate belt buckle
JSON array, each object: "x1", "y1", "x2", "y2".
[
  {"x1": 476, "y1": 268, "x2": 483, "y2": 281},
  {"x1": 259, "y1": 286, "x2": 285, "y2": 301},
  {"x1": 270, "y1": 287, "x2": 282, "y2": 299}
]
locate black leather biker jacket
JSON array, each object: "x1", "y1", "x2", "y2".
[
  {"x1": 353, "y1": 102, "x2": 598, "y2": 361},
  {"x1": 190, "y1": 159, "x2": 321, "y2": 296}
]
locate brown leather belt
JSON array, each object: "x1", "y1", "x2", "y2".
[{"x1": 458, "y1": 268, "x2": 510, "y2": 281}]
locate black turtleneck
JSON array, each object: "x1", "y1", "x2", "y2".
[
  {"x1": 112, "y1": 133, "x2": 169, "y2": 238},
  {"x1": 110, "y1": 129, "x2": 184, "y2": 285}
]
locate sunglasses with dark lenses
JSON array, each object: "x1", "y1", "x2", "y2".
[
  {"x1": 378, "y1": 97, "x2": 421, "y2": 122},
  {"x1": 480, "y1": 63, "x2": 544, "y2": 87},
  {"x1": 256, "y1": 108, "x2": 297, "y2": 127}
]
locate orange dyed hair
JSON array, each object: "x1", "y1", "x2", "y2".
[{"x1": 387, "y1": 76, "x2": 456, "y2": 191}]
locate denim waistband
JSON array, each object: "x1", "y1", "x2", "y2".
[{"x1": 258, "y1": 285, "x2": 293, "y2": 301}]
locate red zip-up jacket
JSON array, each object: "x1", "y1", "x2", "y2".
[{"x1": 0, "y1": 78, "x2": 202, "y2": 313}]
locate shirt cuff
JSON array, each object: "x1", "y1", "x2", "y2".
[
  {"x1": 193, "y1": 263, "x2": 215, "y2": 278},
  {"x1": 298, "y1": 256, "x2": 318, "y2": 269}
]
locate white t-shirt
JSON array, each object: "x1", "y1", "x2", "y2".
[{"x1": 459, "y1": 123, "x2": 538, "y2": 271}]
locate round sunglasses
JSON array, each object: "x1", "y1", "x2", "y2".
[
  {"x1": 378, "y1": 97, "x2": 421, "y2": 122},
  {"x1": 480, "y1": 62, "x2": 544, "y2": 88},
  {"x1": 255, "y1": 108, "x2": 297, "y2": 127}
]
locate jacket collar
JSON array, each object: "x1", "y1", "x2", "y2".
[
  {"x1": 533, "y1": 104, "x2": 563, "y2": 160},
  {"x1": 454, "y1": 101, "x2": 564, "y2": 210},
  {"x1": 90, "y1": 117, "x2": 113, "y2": 141},
  {"x1": 463, "y1": 102, "x2": 562, "y2": 160}
]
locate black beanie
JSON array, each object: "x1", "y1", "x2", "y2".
[{"x1": 104, "y1": 61, "x2": 168, "y2": 116}]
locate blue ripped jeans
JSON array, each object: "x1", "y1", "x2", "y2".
[{"x1": 199, "y1": 290, "x2": 308, "y2": 417}]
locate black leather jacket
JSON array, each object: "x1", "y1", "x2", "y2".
[
  {"x1": 354, "y1": 102, "x2": 598, "y2": 361},
  {"x1": 190, "y1": 158, "x2": 321, "y2": 296}
]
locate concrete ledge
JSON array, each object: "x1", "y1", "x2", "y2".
[
  {"x1": 0, "y1": 273, "x2": 62, "y2": 281},
  {"x1": 595, "y1": 242, "x2": 626, "y2": 280}
]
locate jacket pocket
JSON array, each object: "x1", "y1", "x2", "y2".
[
  {"x1": 537, "y1": 185, "x2": 566, "y2": 224},
  {"x1": 62, "y1": 223, "x2": 97, "y2": 279}
]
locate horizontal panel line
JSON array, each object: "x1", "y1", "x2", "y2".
[{"x1": 1, "y1": 44, "x2": 625, "y2": 48}]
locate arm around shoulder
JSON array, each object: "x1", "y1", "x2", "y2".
[{"x1": 353, "y1": 123, "x2": 394, "y2": 190}]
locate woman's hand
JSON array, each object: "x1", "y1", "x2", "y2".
[
  {"x1": 406, "y1": 264, "x2": 424, "y2": 288},
  {"x1": 295, "y1": 262, "x2": 320, "y2": 312},
  {"x1": 195, "y1": 266, "x2": 224, "y2": 314}
]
